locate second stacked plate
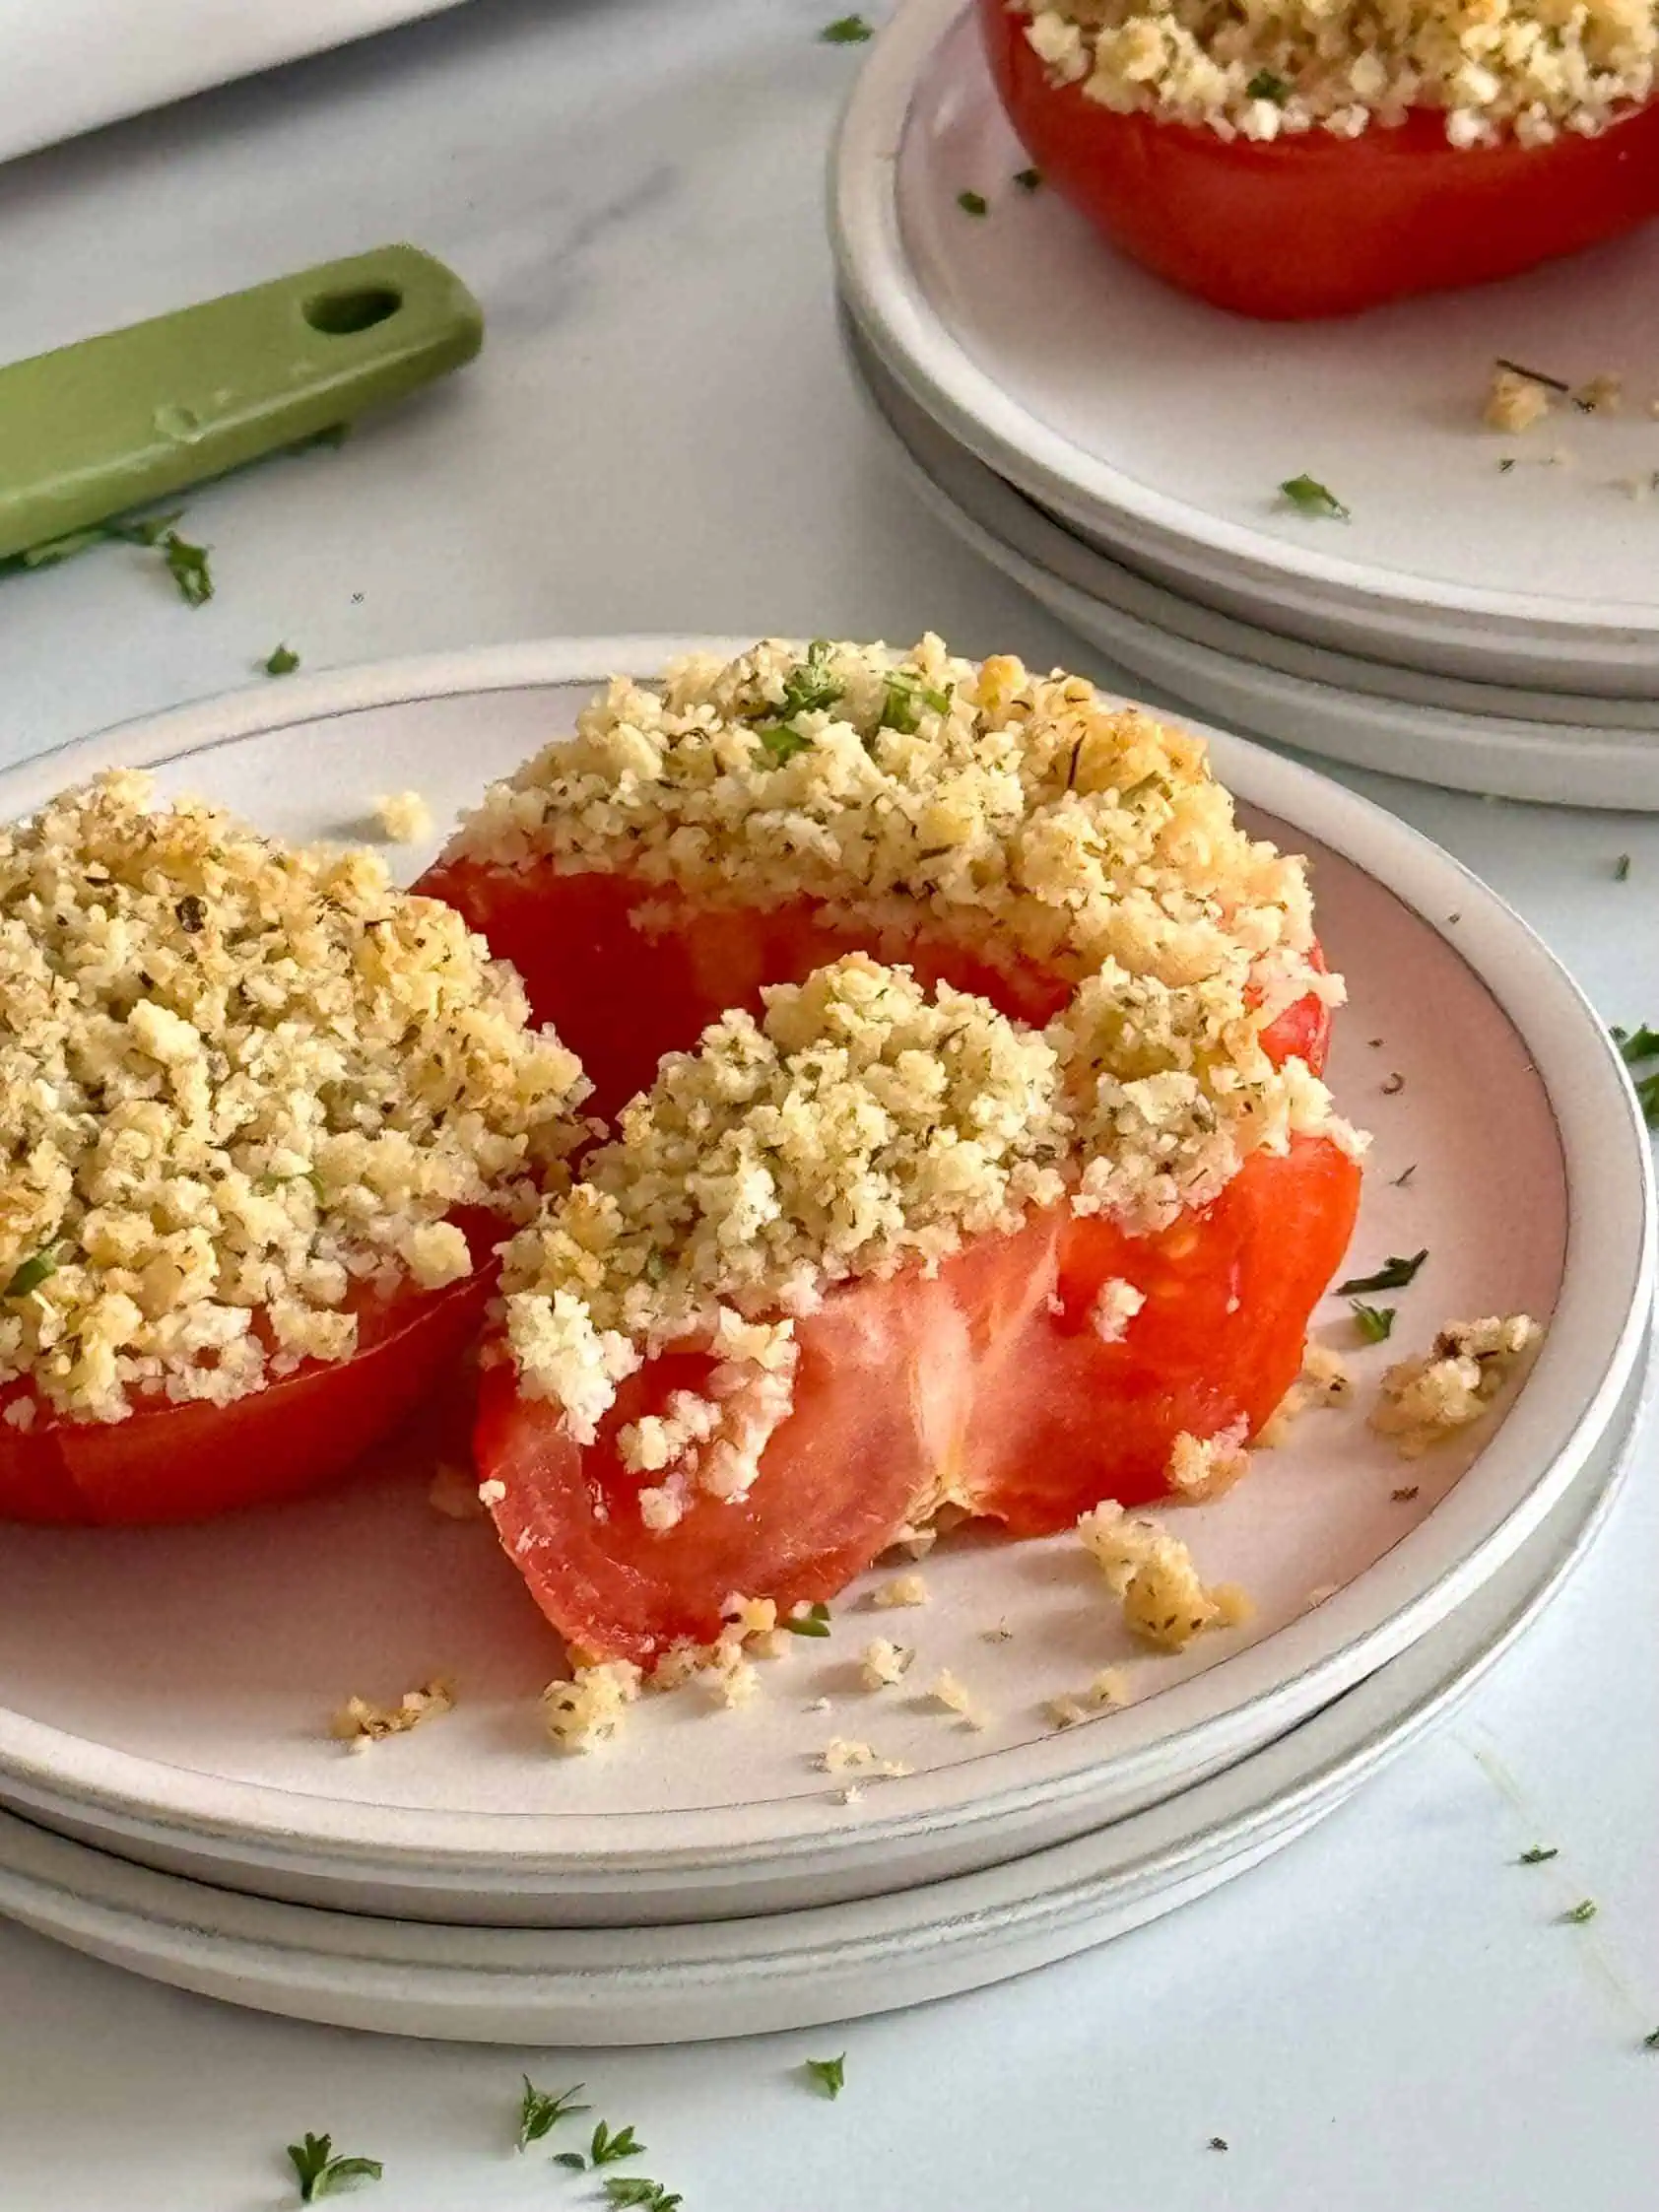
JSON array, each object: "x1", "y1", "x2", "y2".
[{"x1": 831, "y1": 0, "x2": 1659, "y2": 805}]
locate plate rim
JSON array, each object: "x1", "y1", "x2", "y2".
[
  {"x1": 0, "y1": 637, "x2": 1649, "y2": 1879},
  {"x1": 830, "y1": 0, "x2": 1659, "y2": 646}
]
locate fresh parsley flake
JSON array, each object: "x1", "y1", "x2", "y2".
[
  {"x1": 1616, "y1": 1024, "x2": 1659, "y2": 1064},
  {"x1": 1279, "y1": 474, "x2": 1350, "y2": 521},
  {"x1": 1497, "y1": 457, "x2": 1517, "y2": 473},
  {"x1": 1246, "y1": 69, "x2": 1289, "y2": 101},
  {"x1": 1615, "y1": 853, "x2": 1631, "y2": 881},
  {"x1": 555, "y1": 2152, "x2": 588, "y2": 2171},
  {"x1": 1518, "y1": 1846, "x2": 1559, "y2": 1865},
  {"x1": 757, "y1": 721, "x2": 815, "y2": 765},
  {"x1": 1562, "y1": 1898, "x2": 1598, "y2": 1924},
  {"x1": 588, "y1": 2121, "x2": 646, "y2": 2168},
  {"x1": 1392, "y1": 1164, "x2": 1417, "y2": 1187},
  {"x1": 604, "y1": 2182, "x2": 683, "y2": 2211},
  {"x1": 1390, "y1": 1486, "x2": 1420, "y2": 1503},
  {"x1": 1350, "y1": 1301, "x2": 1396, "y2": 1344},
  {"x1": 958, "y1": 189, "x2": 989, "y2": 217},
  {"x1": 804, "y1": 2052, "x2": 846, "y2": 2100},
  {"x1": 517, "y1": 2077, "x2": 590, "y2": 2150},
  {"x1": 881, "y1": 676, "x2": 920, "y2": 734},
  {"x1": 162, "y1": 530, "x2": 213, "y2": 607},
  {"x1": 782, "y1": 1601, "x2": 832, "y2": 1638},
  {"x1": 265, "y1": 643, "x2": 300, "y2": 676},
  {"x1": 1495, "y1": 356, "x2": 1570, "y2": 395},
  {"x1": 1335, "y1": 1249, "x2": 1427, "y2": 1297},
  {"x1": 13, "y1": 506, "x2": 185, "y2": 572},
  {"x1": 286, "y1": 2133, "x2": 383, "y2": 2202},
  {"x1": 779, "y1": 638, "x2": 843, "y2": 720},
  {"x1": 1014, "y1": 166, "x2": 1042, "y2": 190},
  {"x1": 820, "y1": 12, "x2": 874, "y2": 39},
  {"x1": 1644, "y1": 2027, "x2": 1659, "y2": 2049},
  {"x1": 4, "y1": 1245, "x2": 59, "y2": 1299},
  {"x1": 1209, "y1": 2136, "x2": 1229, "y2": 2152}
]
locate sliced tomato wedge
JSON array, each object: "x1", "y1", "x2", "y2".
[
  {"x1": 980, "y1": 0, "x2": 1659, "y2": 318},
  {"x1": 0, "y1": 1229, "x2": 498, "y2": 1528},
  {"x1": 419, "y1": 855, "x2": 1330, "y2": 1117},
  {"x1": 477, "y1": 1134, "x2": 1360, "y2": 1662}
]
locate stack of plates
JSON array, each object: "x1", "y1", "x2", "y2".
[
  {"x1": 831, "y1": 0, "x2": 1659, "y2": 807},
  {"x1": 0, "y1": 642, "x2": 1650, "y2": 2044}
]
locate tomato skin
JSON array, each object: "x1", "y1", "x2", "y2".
[
  {"x1": 0, "y1": 1248, "x2": 496, "y2": 1528},
  {"x1": 980, "y1": 0, "x2": 1659, "y2": 318},
  {"x1": 420, "y1": 855, "x2": 1329, "y2": 1117},
  {"x1": 477, "y1": 1135, "x2": 1360, "y2": 1662}
]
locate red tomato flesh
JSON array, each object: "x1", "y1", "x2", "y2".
[
  {"x1": 419, "y1": 854, "x2": 1330, "y2": 1117},
  {"x1": 477, "y1": 1135, "x2": 1360, "y2": 1665},
  {"x1": 0, "y1": 1239, "x2": 496, "y2": 1527},
  {"x1": 980, "y1": 0, "x2": 1659, "y2": 319}
]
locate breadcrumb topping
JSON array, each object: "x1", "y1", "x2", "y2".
[
  {"x1": 329, "y1": 1676, "x2": 454, "y2": 1749},
  {"x1": 1079, "y1": 1500, "x2": 1253, "y2": 1651},
  {"x1": 860, "y1": 1636, "x2": 914, "y2": 1688},
  {"x1": 1022, "y1": 0, "x2": 1656, "y2": 148},
  {"x1": 872, "y1": 1570, "x2": 932, "y2": 1609},
  {"x1": 0, "y1": 774, "x2": 589, "y2": 1423},
  {"x1": 1370, "y1": 1313, "x2": 1541, "y2": 1456},
  {"x1": 1044, "y1": 1666, "x2": 1133, "y2": 1730},
  {"x1": 373, "y1": 790, "x2": 434, "y2": 844},
  {"x1": 818, "y1": 1736, "x2": 913, "y2": 1778},
  {"x1": 1165, "y1": 1419, "x2": 1251, "y2": 1500},
  {"x1": 445, "y1": 636, "x2": 1322, "y2": 1022},
  {"x1": 543, "y1": 1658, "x2": 642, "y2": 1752}
]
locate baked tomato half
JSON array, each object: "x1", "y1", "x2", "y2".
[
  {"x1": 418, "y1": 856, "x2": 1330, "y2": 1117},
  {"x1": 476, "y1": 1135, "x2": 1360, "y2": 1664},
  {"x1": 980, "y1": 0, "x2": 1659, "y2": 318},
  {"x1": 0, "y1": 1233, "x2": 497, "y2": 1528}
]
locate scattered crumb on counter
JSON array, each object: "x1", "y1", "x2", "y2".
[
  {"x1": 543, "y1": 1660, "x2": 642, "y2": 1752},
  {"x1": 928, "y1": 1669, "x2": 986, "y2": 1729},
  {"x1": 982, "y1": 1621, "x2": 1015, "y2": 1643},
  {"x1": 1079, "y1": 1501, "x2": 1251, "y2": 1652},
  {"x1": 1043, "y1": 1667, "x2": 1133, "y2": 1731},
  {"x1": 1370, "y1": 1314, "x2": 1542, "y2": 1457},
  {"x1": 873, "y1": 1572, "x2": 931, "y2": 1609},
  {"x1": 1575, "y1": 372, "x2": 1623, "y2": 415},
  {"x1": 330, "y1": 1675, "x2": 455, "y2": 1749},
  {"x1": 818, "y1": 1737, "x2": 912, "y2": 1779},
  {"x1": 1485, "y1": 367, "x2": 1553, "y2": 435},
  {"x1": 373, "y1": 789, "x2": 434, "y2": 843}
]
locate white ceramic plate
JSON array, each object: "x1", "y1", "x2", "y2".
[
  {"x1": 0, "y1": 644, "x2": 1648, "y2": 1926},
  {"x1": 832, "y1": 0, "x2": 1659, "y2": 694},
  {"x1": 842, "y1": 315, "x2": 1659, "y2": 810},
  {"x1": 0, "y1": 1369, "x2": 1639, "y2": 2044}
]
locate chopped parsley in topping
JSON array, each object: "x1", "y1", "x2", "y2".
[
  {"x1": 517, "y1": 2078, "x2": 590, "y2": 2150},
  {"x1": 1390, "y1": 1485, "x2": 1420, "y2": 1502},
  {"x1": 1615, "y1": 853, "x2": 1631, "y2": 881},
  {"x1": 1209, "y1": 2137, "x2": 1229, "y2": 2152},
  {"x1": 1246, "y1": 69, "x2": 1289, "y2": 100},
  {"x1": 588, "y1": 2121, "x2": 646, "y2": 2168},
  {"x1": 880, "y1": 670, "x2": 953, "y2": 733},
  {"x1": 820, "y1": 12, "x2": 874, "y2": 39},
  {"x1": 756, "y1": 721, "x2": 815, "y2": 765},
  {"x1": 958, "y1": 189, "x2": 990, "y2": 216},
  {"x1": 603, "y1": 2183, "x2": 683, "y2": 2211},
  {"x1": 1014, "y1": 166, "x2": 1043, "y2": 190},
  {"x1": 1615, "y1": 1025, "x2": 1659, "y2": 1125},
  {"x1": 1562, "y1": 1899, "x2": 1598, "y2": 1923},
  {"x1": 1350, "y1": 1301, "x2": 1395, "y2": 1343},
  {"x1": 1336, "y1": 1249, "x2": 1427, "y2": 1297},
  {"x1": 778, "y1": 638, "x2": 843, "y2": 721},
  {"x1": 1380, "y1": 1070, "x2": 1405, "y2": 1096},
  {"x1": 1644, "y1": 2028, "x2": 1659, "y2": 2049},
  {"x1": 162, "y1": 529, "x2": 213, "y2": 607},
  {"x1": 782, "y1": 1601, "x2": 832, "y2": 1638},
  {"x1": 4, "y1": 1245, "x2": 59, "y2": 1299},
  {"x1": 265, "y1": 642, "x2": 300, "y2": 676},
  {"x1": 1279, "y1": 474, "x2": 1350, "y2": 521},
  {"x1": 1495, "y1": 358, "x2": 1570, "y2": 395},
  {"x1": 286, "y1": 2133, "x2": 383, "y2": 2202},
  {"x1": 174, "y1": 892, "x2": 206, "y2": 933},
  {"x1": 1497, "y1": 457, "x2": 1517, "y2": 473},
  {"x1": 804, "y1": 2053, "x2": 847, "y2": 2100},
  {"x1": 1518, "y1": 1846, "x2": 1559, "y2": 1865},
  {"x1": 1392, "y1": 1164, "x2": 1418, "y2": 1188}
]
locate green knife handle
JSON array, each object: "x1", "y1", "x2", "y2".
[{"x1": 0, "y1": 243, "x2": 483, "y2": 561}]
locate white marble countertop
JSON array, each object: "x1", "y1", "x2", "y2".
[{"x1": 0, "y1": 3, "x2": 1656, "y2": 2204}]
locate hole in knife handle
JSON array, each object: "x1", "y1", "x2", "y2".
[{"x1": 302, "y1": 285, "x2": 404, "y2": 336}]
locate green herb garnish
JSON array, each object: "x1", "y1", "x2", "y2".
[
  {"x1": 1518, "y1": 1846, "x2": 1559, "y2": 1865},
  {"x1": 820, "y1": 13, "x2": 874, "y2": 39},
  {"x1": 1562, "y1": 1899, "x2": 1598, "y2": 1924},
  {"x1": 555, "y1": 2152, "x2": 588, "y2": 2171},
  {"x1": 286, "y1": 2133, "x2": 382, "y2": 2202},
  {"x1": 804, "y1": 2052, "x2": 846, "y2": 2100},
  {"x1": 1644, "y1": 2027, "x2": 1659, "y2": 2049},
  {"x1": 1350, "y1": 1302, "x2": 1395, "y2": 1344},
  {"x1": 1392, "y1": 1164, "x2": 1417, "y2": 1188},
  {"x1": 1497, "y1": 457, "x2": 1516, "y2": 473},
  {"x1": 1615, "y1": 853, "x2": 1631, "y2": 881},
  {"x1": 1280, "y1": 474, "x2": 1350, "y2": 521},
  {"x1": 1246, "y1": 69, "x2": 1289, "y2": 101},
  {"x1": 265, "y1": 643, "x2": 300, "y2": 677},
  {"x1": 588, "y1": 2121, "x2": 646, "y2": 2168},
  {"x1": 782, "y1": 1601, "x2": 832, "y2": 1639},
  {"x1": 1209, "y1": 2137, "x2": 1229, "y2": 2152},
  {"x1": 161, "y1": 530, "x2": 213, "y2": 607},
  {"x1": 4, "y1": 1245, "x2": 59, "y2": 1299},
  {"x1": 779, "y1": 638, "x2": 843, "y2": 720},
  {"x1": 1335, "y1": 1249, "x2": 1427, "y2": 1297},
  {"x1": 1495, "y1": 357, "x2": 1570, "y2": 395},
  {"x1": 958, "y1": 189, "x2": 989, "y2": 217},
  {"x1": 1014, "y1": 166, "x2": 1043, "y2": 191},
  {"x1": 1615, "y1": 1025, "x2": 1659, "y2": 1125},
  {"x1": 604, "y1": 2183, "x2": 683, "y2": 2211},
  {"x1": 517, "y1": 2077, "x2": 590, "y2": 2151},
  {"x1": 757, "y1": 721, "x2": 815, "y2": 765}
]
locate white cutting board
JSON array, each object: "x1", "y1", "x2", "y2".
[{"x1": 0, "y1": 1, "x2": 471, "y2": 164}]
